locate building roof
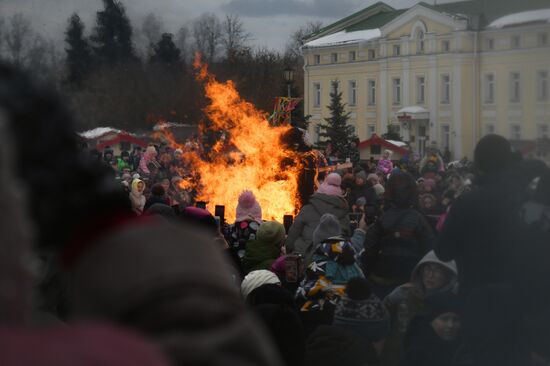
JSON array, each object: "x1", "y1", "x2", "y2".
[
  {"x1": 358, "y1": 134, "x2": 409, "y2": 155},
  {"x1": 303, "y1": 29, "x2": 382, "y2": 48},
  {"x1": 487, "y1": 8, "x2": 550, "y2": 29},
  {"x1": 79, "y1": 127, "x2": 121, "y2": 139},
  {"x1": 303, "y1": 0, "x2": 550, "y2": 46}
]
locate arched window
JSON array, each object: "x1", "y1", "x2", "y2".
[
  {"x1": 411, "y1": 21, "x2": 427, "y2": 54},
  {"x1": 417, "y1": 30, "x2": 425, "y2": 53}
]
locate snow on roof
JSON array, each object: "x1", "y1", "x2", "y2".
[
  {"x1": 153, "y1": 122, "x2": 195, "y2": 131},
  {"x1": 397, "y1": 106, "x2": 429, "y2": 114},
  {"x1": 387, "y1": 140, "x2": 408, "y2": 147},
  {"x1": 303, "y1": 28, "x2": 381, "y2": 48},
  {"x1": 78, "y1": 127, "x2": 121, "y2": 139},
  {"x1": 487, "y1": 8, "x2": 550, "y2": 29}
]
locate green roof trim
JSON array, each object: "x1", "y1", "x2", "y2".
[
  {"x1": 305, "y1": 1, "x2": 395, "y2": 41},
  {"x1": 345, "y1": 10, "x2": 406, "y2": 32},
  {"x1": 305, "y1": 0, "x2": 550, "y2": 42}
]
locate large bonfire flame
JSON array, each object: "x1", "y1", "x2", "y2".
[{"x1": 162, "y1": 55, "x2": 305, "y2": 222}]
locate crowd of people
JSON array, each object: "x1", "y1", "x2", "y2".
[{"x1": 1, "y1": 62, "x2": 550, "y2": 366}]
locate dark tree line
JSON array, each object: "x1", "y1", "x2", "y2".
[{"x1": 1, "y1": 0, "x2": 322, "y2": 132}]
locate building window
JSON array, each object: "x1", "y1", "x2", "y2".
[
  {"x1": 538, "y1": 70, "x2": 548, "y2": 102},
  {"x1": 441, "y1": 125, "x2": 451, "y2": 151},
  {"x1": 314, "y1": 54, "x2": 321, "y2": 64},
  {"x1": 441, "y1": 74, "x2": 450, "y2": 104},
  {"x1": 485, "y1": 124, "x2": 495, "y2": 136},
  {"x1": 538, "y1": 124, "x2": 549, "y2": 139},
  {"x1": 349, "y1": 51, "x2": 356, "y2": 61},
  {"x1": 486, "y1": 38, "x2": 494, "y2": 50},
  {"x1": 416, "y1": 76, "x2": 425, "y2": 104},
  {"x1": 511, "y1": 35, "x2": 520, "y2": 49},
  {"x1": 313, "y1": 82, "x2": 321, "y2": 107},
  {"x1": 417, "y1": 30, "x2": 425, "y2": 54},
  {"x1": 509, "y1": 72, "x2": 521, "y2": 102},
  {"x1": 442, "y1": 40, "x2": 450, "y2": 52},
  {"x1": 539, "y1": 33, "x2": 548, "y2": 47},
  {"x1": 348, "y1": 80, "x2": 357, "y2": 106},
  {"x1": 368, "y1": 49, "x2": 376, "y2": 60},
  {"x1": 392, "y1": 78, "x2": 401, "y2": 105},
  {"x1": 484, "y1": 73, "x2": 495, "y2": 104},
  {"x1": 331, "y1": 80, "x2": 339, "y2": 95},
  {"x1": 510, "y1": 124, "x2": 521, "y2": 140},
  {"x1": 368, "y1": 79, "x2": 376, "y2": 106},
  {"x1": 368, "y1": 125, "x2": 376, "y2": 138},
  {"x1": 331, "y1": 53, "x2": 338, "y2": 63},
  {"x1": 393, "y1": 44, "x2": 401, "y2": 56}
]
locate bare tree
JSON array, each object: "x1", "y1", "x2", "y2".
[
  {"x1": 285, "y1": 21, "x2": 323, "y2": 60},
  {"x1": 26, "y1": 34, "x2": 59, "y2": 82},
  {"x1": 192, "y1": 13, "x2": 222, "y2": 62},
  {"x1": 221, "y1": 14, "x2": 252, "y2": 59},
  {"x1": 140, "y1": 12, "x2": 164, "y2": 57},
  {"x1": 4, "y1": 13, "x2": 32, "y2": 66},
  {"x1": 176, "y1": 25, "x2": 190, "y2": 63},
  {"x1": 0, "y1": 17, "x2": 4, "y2": 54}
]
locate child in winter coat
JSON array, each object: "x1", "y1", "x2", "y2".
[
  {"x1": 296, "y1": 237, "x2": 364, "y2": 335},
  {"x1": 129, "y1": 179, "x2": 146, "y2": 215},
  {"x1": 377, "y1": 150, "x2": 394, "y2": 176},
  {"x1": 225, "y1": 190, "x2": 263, "y2": 259}
]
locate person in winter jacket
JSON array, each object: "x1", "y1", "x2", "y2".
[
  {"x1": 436, "y1": 135, "x2": 549, "y2": 366},
  {"x1": 333, "y1": 277, "x2": 390, "y2": 359},
  {"x1": 117, "y1": 151, "x2": 132, "y2": 172},
  {"x1": 103, "y1": 146, "x2": 114, "y2": 165},
  {"x1": 225, "y1": 190, "x2": 263, "y2": 259},
  {"x1": 242, "y1": 221, "x2": 286, "y2": 273},
  {"x1": 143, "y1": 183, "x2": 169, "y2": 211},
  {"x1": 377, "y1": 150, "x2": 394, "y2": 176},
  {"x1": 381, "y1": 251, "x2": 458, "y2": 366},
  {"x1": 286, "y1": 173, "x2": 351, "y2": 255},
  {"x1": 138, "y1": 145, "x2": 159, "y2": 176},
  {"x1": 362, "y1": 172, "x2": 435, "y2": 298},
  {"x1": 129, "y1": 179, "x2": 146, "y2": 215},
  {"x1": 348, "y1": 170, "x2": 378, "y2": 221},
  {"x1": 401, "y1": 292, "x2": 462, "y2": 366},
  {"x1": 296, "y1": 237, "x2": 364, "y2": 334}
]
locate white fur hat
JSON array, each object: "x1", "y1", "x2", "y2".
[{"x1": 241, "y1": 270, "x2": 281, "y2": 298}]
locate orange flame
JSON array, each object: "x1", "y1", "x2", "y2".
[{"x1": 163, "y1": 54, "x2": 304, "y2": 222}]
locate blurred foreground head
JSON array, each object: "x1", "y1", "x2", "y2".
[
  {"x1": 474, "y1": 134, "x2": 513, "y2": 174},
  {"x1": 69, "y1": 218, "x2": 282, "y2": 366},
  {"x1": 0, "y1": 63, "x2": 131, "y2": 252}
]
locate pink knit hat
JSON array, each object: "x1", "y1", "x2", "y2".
[
  {"x1": 236, "y1": 190, "x2": 262, "y2": 222},
  {"x1": 317, "y1": 173, "x2": 343, "y2": 196}
]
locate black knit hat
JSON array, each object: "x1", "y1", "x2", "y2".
[
  {"x1": 384, "y1": 172, "x2": 418, "y2": 208},
  {"x1": 474, "y1": 134, "x2": 513, "y2": 174},
  {"x1": 424, "y1": 292, "x2": 460, "y2": 321}
]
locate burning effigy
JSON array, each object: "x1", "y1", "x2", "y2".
[{"x1": 158, "y1": 55, "x2": 308, "y2": 222}]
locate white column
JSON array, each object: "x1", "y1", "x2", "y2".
[
  {"x1": 402, "y1": 58, "x2": 410, "y2": 106},
  {"x1": 380, "y1": 61, "x2": 388, "y2": 134},
  {"x1": 429, "y1": 56, "x2": 438, "y2": 144},
  {"x1": 453, "y1": 59, "x2": 463, "y2": 159}
]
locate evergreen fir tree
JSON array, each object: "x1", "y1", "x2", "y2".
[
  {"x1": 90, "y1": 0, "x2": 136, "y2": 65},
  {"x1": 318, "y1": 80, "x2": 357, "y2": 159},
  {"x1": 64, "y1": 13, "x2": 92, "y2": 85},
  {"x1": 150, "y1": 33, "x2": 181, "y2": 65}
]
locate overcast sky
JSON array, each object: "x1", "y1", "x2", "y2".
[{"x1": 0, "y1": 0, "x2": 451, "y2": 52}]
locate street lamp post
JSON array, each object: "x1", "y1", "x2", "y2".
[{"x1": 283, "y1": 67, "x2": 294, "y2": 124}]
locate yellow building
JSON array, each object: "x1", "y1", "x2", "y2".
[{"x1": 302, "y1": 0, "x2": 550, "y2": 161}]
